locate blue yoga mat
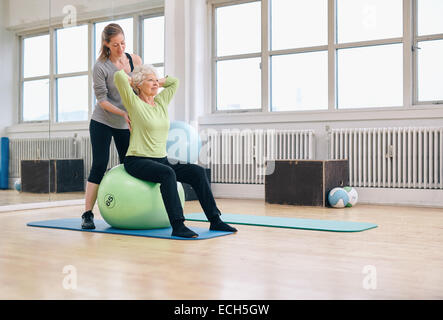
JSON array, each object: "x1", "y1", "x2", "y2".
[
  {"x1": 185, "y1": 213, "x2": 377, "y2": 232},
  {"x1": 27, "y1": 218, "x2": 234, "y2": 240}
]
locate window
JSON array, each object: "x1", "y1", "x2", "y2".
[
  {"x1": 336, "y1": 0, "x2": 403, "y2": 109},
  {"x1": 337, "y1": 44, "x2": 403, "y2": 108},
  {"x1": 56, "y1": 24, "x2": 89, "y2": 122},
  {"x1": 270, "y1": 0, "x2": 328, "y2": 111},
  {"x1": 20, "y1": 10, "x2": 165, "y2": 124},
  {"x1": 213, "y1": 0, "x2": 443, "y2": 113},
  {"x1": 417, "y1": 40, "x2": 443, "y2": 101},
  {"x1": 214, "y1": 1, "x2": 261, "y2": 111},
  {"x1": 271, "y1": 51, "x2": 328, "y2": 111},
  {"x1": 271, "y1": 0, "x2": 327, "y2": 50},
  {"x1": 22, "y1": 79, "x2": 49, "y2": 122},
  {"x1": 213, "y1": 0, "x2": 328, "y2": 112},
  {"x1": 417, "y1": 0, "x2": 443, "y2": 36},
  {"x1": 217, "y1": 57, "x2": 261, "y2": 110},
  {"x1": 143, "y1": 15, "x2": 165, "y2": 77},
  {"x1": 216, "y1": 2, "x2": 261, "y2": 56},
  {"x1": 336, "y1": 0, "x2": 402, "y2": 43},
  {"x1": 56, "y1": 75, "x2": 89, "y2": 122},
  {"x1": 22, "y1": 34, "x2": 50, "y2": 122},
  {"x1": 416, "y1": 0, "x2": 443, "y2": 102},
  {"x1": 56, "y1": 25, "x2": 88, "y2": 74}
]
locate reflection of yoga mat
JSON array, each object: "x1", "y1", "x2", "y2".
[
  {"x1": 27, "y1": 218, "x2": 233, "y2": 240},
  {"x1": 185, "y1": 213, "x2": 377, "y2": 232}
]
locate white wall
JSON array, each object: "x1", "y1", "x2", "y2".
[
  {"x1": 6, "y1": 0, "x2": 163, "y2": 30},
  {"x1": 164, "y1": 0, "x2": 209, "y2": 130}
]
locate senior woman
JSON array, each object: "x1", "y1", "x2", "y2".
[
  {"x1": 81, "y1": 23, "x2": 142, "y2": 229},
  {"x1": 113, "y1": 65, "x2": 237, "y2": 238}
]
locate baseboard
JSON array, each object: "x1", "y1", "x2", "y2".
[
  {"x1": 212, "y1": 183, "x2": 265, "y2": 199},
  {"x1": 355, "y1": 187, "x2": 443, "y2": 208},
  {"x1": 1, "y1": 184, "x2": 442, "y2": 212},
  {"x1": 0, "y1": 199, "x2": 85, "y2": 212},
  {"x1": 211, "y1": 183, "x2": 443, "y2": 208}
]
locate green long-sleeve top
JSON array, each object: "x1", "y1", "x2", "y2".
[{"x1": 113, "y1": 69, "x2": 179, "y2": 158}]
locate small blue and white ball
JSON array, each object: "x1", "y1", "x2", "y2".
[
  {"x1": 328, "y1": 187, "x2": 349, "y2": 208},
  {"x1": 343, "y1": 186, "x2": 358, "y2": 207},
  {"x1": 14, "y1": 180, "x2": 21, "y2": 192}
]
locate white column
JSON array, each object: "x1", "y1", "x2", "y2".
[
  {"x1": 403, "y1": 0, "x2": 413, "y2": 108},
  {"x1": 164, "y1": 0, "x2": 209, "y2": 129},
  {"x1": 0, "y1": 0, "x2": 16, "y2": 135}
]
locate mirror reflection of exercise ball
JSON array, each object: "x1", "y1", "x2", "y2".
[{"x1": 166, "y1": 121, "x2": 202, "y2": 164}]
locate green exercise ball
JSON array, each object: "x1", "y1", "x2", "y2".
[{"x1": 97, "y1": 164, "x2": 185, "y2": 229}]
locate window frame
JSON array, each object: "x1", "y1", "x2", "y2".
[
  {"x1": 18, "y1": 9, "x2": 165, "y2": 125},
  {"x1": 54, "y1": 23, "x2": 90, "y2": 123},
  {"x1": 20, "y1": 30, "x2": 51, "y2": 123},
  {"x1": 210, "y1": 0, "x2": 441, "y2": 115},
  {"x1": 212, "y1": 0, "x2": 264, "y2": 113},
  {"x1": 140, "y1": 10, "x2": 165, "y2": 74}
]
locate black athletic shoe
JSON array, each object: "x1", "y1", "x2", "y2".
[{"x1": 81, "y1": 211, "x2": 95, "y2": 229}]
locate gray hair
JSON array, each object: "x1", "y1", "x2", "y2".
[{"x1": 131, "y1": 64, "x2": 159, "y2": 95}]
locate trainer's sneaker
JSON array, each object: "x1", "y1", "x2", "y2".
[{"x1": 81, "y1": 211, "x2": 95, "y2": 229}]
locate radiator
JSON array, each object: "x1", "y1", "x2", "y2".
[
  {"x1": 330, "y1": 127, "x2": 443, "y2": 189},
  {"x1": 9, "y1": 137, "x2": 78, "y2": 179},
  {"x1": 9, "y1": 137, "x2": 119, "y2": 182},
  {"x1": 202, "y1": 129, "x2": 314, "y2": 184}
]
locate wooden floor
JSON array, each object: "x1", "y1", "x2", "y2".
[{"x1": 0, "y1": 198, "x2": 442, "y2": 300}]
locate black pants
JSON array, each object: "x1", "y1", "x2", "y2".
[
  {"x1": 124, "y1": 155, "x2": 221, "y2": 226},
  {"x1": 88, "y1": 119, "x2": 130, "y2": 184}
]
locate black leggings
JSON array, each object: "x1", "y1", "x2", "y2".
[
  {"x1": 88, "y1": 119, "x2": 130, "y2": 184},
  {"x1": 124, "y1": 156, "x2": 221, "y2": 226}
]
